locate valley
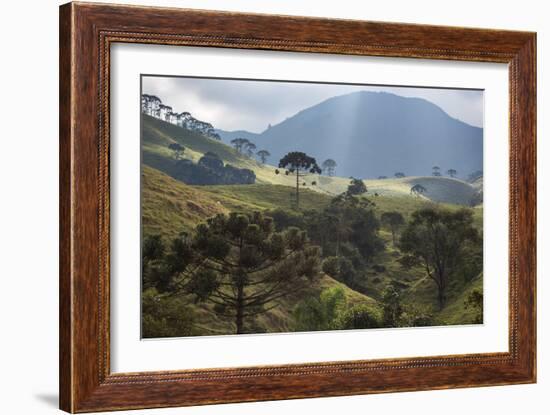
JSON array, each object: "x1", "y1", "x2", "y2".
[{"x1": 141, "y1": 113, "x2": 484, "y2": 337}]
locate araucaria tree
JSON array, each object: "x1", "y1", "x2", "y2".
[
  {"x1": 322, "y1": 159, "x2": 337, "y2": 176},
  {"x1": 168, "y1": 143, "x2": 185, "y2": 160},
  {"x1": 277, "y1": 152, "x2": 321, "y2": 209},
  {"x1": 256, "y1": 149, "x2": 270, "y2": 164},
  {"x1": 399, "y1": 208, "x2": 480, "y2": 310},
  {"x1": 245, "y1": 141, "x2": 257, "y2": 157},
  {"x1": 432, "y1": 165, "x2": 441, "y2": 176},
  {"x1": 381, "y1": 211, "x2": 405, "y2": 245},
  {"x1": 165, "y1": 212, "x2": 321, "y2": 334},
  {"x1": 230, "y1": 137, "x2": 249, "y2": 153},
  {"x1": 447, "y1": 168, "x2": 457, "y2": 178},
  {"x1": 394, "y1": 172, "x2": 405, "y2": 178}
]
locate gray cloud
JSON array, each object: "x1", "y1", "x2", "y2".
[{"x1": 142, "y1": 76, "x2": 483, "y2": 132}]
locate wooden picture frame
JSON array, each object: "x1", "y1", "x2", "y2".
[{"x1": 59, "y1": 2, "x2": 536, "y2": 412}]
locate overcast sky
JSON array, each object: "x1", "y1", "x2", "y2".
[{"x1": 142, "y1": 76, "x2": 483, "y2": 133}]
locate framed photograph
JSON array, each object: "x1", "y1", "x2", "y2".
[{"x1": 59, "y1": 2, "x2": 536, "y2": 412}]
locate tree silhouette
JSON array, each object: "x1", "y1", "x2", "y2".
[
  {"x1": 399, "y1": 208, "x2": 480, "y2": 310},
  {"x1": 432, "y1": 166, "x2": 441, "y2": 177},
  {"x1": 322, "y1": 159, "x2": 337, "y2": 176},
  {"x1": 168, "y1": 143, "x2": 185, "y2": 160},
  {"x1": 410, "y1": 184, "x2": 427, "y2": 197},
  {"x1": 164, "y1": 212, "x2": 321, "y2": 333},
  {"x1": 378, "y1": 176, "x2": 388, "y2": 180},
  {"x1": 381, "y1": 211, "x2": 405, "y2": 245},
  {"x1": 256, "y1": 149, "x2": 270, "y2": 164},
  {"x1": 245, "y1": 141, "x2": 257, "y2": 157},
  {"x1": 277, "y1": 152, "x2": 321, "y2": 209},
  {"x1": 230, "y1": 138, "x2": 249, "y2": 153},
  {"x1": 346, "y1": 177, "x2": 367, "y2": 196},
  {"x1": 394, "y1": 172, "x2": 405, "y2": 178},
  {"x1": 447, "y1": 169, "x2": 457, "y2": 178}
]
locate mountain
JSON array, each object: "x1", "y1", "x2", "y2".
[
  {"x1": 251, "y1": 91, "x2": 483, "y2": 179},
  {"x1": 214, "y1": 129, "x2": 261, "y2": 145}
]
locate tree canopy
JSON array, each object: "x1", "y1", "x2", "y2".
[
  {"x1": 256, "y1": 149, "x2": 270, "y2": 164},
  {"x1": 322, "y1": 159, "x2": 337, "y2": 176},
  {"x1": 245, "y1": 141, "x2": 257, "y2": 157},
  {"x1": 381, "y1": 211, "x2": 405, "y2": 245},
  {"x1": 152, "y1": 211, "x2": 322, "y2": 334},
  {"x1": 399, "y1": 208, "x2": 481, "y2": 310},
  {"x1": 277, "y1": 152, "x2": 321, "y2": 209},
  {"x1": 230, "y1": 137, "x2": 249, "y2": 153}
]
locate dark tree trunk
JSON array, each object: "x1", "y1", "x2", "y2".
[
  {"x1": 235, "y1": 280, "x2": 244, "y2": 334},
  {"x1": 437, "y1": 276, "x2": 446, "y2": 310},
  {"x1": 437, "y1": 289, "x2": 445, "y2": 311},
  {"x1": 295, "y1": 171, "x2": 300, "y2": 209}
]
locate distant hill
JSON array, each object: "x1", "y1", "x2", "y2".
[
  {"x1": 214, "y1": 129, "x2": 261, "y2": 145},
  {"x1": 222, "y1": 91, "x2": 483, "y2": 179}
]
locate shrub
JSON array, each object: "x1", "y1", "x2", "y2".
[{"x1": 335, "y1": 304, "x2": 382, "y2": 330}]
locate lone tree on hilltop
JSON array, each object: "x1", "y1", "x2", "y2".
[
  {"x1": 230, "y1": 138, "x2": 249, "y2": 153},
  {"x1": 346, "y1": 177, "x2": 367, "y2": 196},
  {"x1": 410, "y1": 183, "x2": 427, "y2": 197},
  {"x1": 256, "y1": 149, "x2": 270, "y2": 164},
  {"x1": 245, "y1": 141, "x2": 257, "y2": 158},
  {"x1": 447, "y1": 168, "x2": 457, "y2": 178},
  {"x1": 162, "y1": 212, "x2": 321, "y2": 334},
  {"x1": 168, "y1": 143, "x2": 185, "y2": 160},
  {"x1": 276, "y1": 152, "x2": 321, "y2": 209},
  {"x1": 394, "y1": 172, "x2": 405, "y2": 178},
  {"x1": 381, "y1": 211, "x2": 405, "y2": 245},
  {"x1": 432, "y1": 166, "x2": 441, "y2": 177},
  {"x1": 399, "y1": 208, "x2": 480, "y2": 310},
  {"x1": 322, "y1": 159, "x2": 337, "y2": 176}
]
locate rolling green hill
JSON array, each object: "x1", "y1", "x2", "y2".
[
  {"x1": 142, "y1": 114, "x2": 480, "y2": 205},
  {"x1": 143, "y1": 163, "x2": 483, "y2": 332},
  {"x1": 142, "y1": 165, "x2": 379, "y2": 334}
]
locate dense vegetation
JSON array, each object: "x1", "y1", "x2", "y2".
[{"x1": 140, "y1": 114, "x2": 484, "y2": 338}]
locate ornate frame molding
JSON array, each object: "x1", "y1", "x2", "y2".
[{"x1": 60, "y1": 2, "x2": 536, "y2": 412}]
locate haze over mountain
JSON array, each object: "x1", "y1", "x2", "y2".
[{"x1": 217, "y1": 91, "x2": 483, "y2": 179}]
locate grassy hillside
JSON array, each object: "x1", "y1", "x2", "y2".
[
  {"x1": 142, "y1": 165, "x2": 333, "y2": 239},
  {"x1": 436, "y1": 275, "x2": 483, "y2": 325},
  {"x1": 143, "y1": 164, "x2": 482, "y2": 329},
  {"x1": 142, "y1": 114, "x2": 479, "y2": 205},
  {"x1": 142, "y1": 166, "x2": 378, "y2": 335}
]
